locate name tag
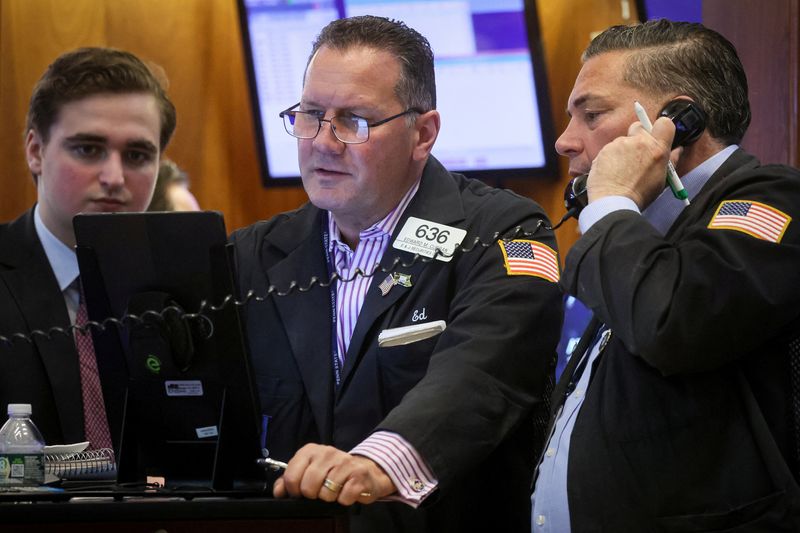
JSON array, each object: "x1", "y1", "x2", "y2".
[
  {"x1": 196, "y1": 426, "x2": 219, "y2": 439},
  {"x1": 393, "y1": 217, "x2": 467, "y2": 263}
]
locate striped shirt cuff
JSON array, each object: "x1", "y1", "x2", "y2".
[{"x1": 350, "y1": 431, "x2": 438, "y2": 507}]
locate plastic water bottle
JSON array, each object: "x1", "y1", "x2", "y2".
[{"x1": 0, "y1": 404, "x2": 46, "y2": 486}]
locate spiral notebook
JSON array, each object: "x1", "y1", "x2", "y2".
[{"x1": 44, "y1": 446, "x2": 116, "y2": 481}]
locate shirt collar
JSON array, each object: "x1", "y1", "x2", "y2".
[
  {"x1": 33, "y1": 204, "x2": 79, "y2": 291},
  {"x1": 328, "y1": 179, "x2": 421, "y2": 251},
  {"x1": 681, "y1": 144, "x2": 739, "y2": 197},
  {"x1": 643, "y1": 145, "x2": 739, "y2": 234}
]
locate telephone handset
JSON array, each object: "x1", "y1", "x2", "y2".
[
  {"x1": 660, "y1": 99, "x2": 707, "y2": 149},
  {"x1": 555, "y1": 99, "x2": 707, "y2": 228}
]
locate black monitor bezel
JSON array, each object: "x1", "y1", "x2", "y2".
[
  {"x1": 74, "y1": 211, "x2": 265, "y2": 491},
  {"x1": 236, "y1": 0, "x2": 559, "y2": 188}
]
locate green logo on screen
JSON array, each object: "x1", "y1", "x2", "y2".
[{"x1": 145, "y1": 355, "x2": 162, "y2": 374}]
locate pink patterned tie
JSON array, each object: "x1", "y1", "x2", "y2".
[{"x1": 74, "y1": 283, "x2": 113, "y2": 451}]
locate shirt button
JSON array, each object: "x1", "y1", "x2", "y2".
[
  {"x1": 545, "y1": 448, "x2": 555, "y2": 457},
  {"x1": 574, "y1": 389, "x2": 584, "y2": 398},
  {"x1": 536, "y1": 514, "x2": 546, "y2": 526}
]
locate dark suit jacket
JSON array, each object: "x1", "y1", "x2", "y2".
[
  {"x1": 231, "y1": 157, "x2": 563, "y2": 532},
  {"x1": 555, "y1": 149, "x2": 800, "y2": 531},
  {"x1": 0, "y1": 208, "x2": 85, "y2": 445}
]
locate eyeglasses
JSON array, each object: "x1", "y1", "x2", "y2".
[{"x1": 279, "y1": 103, "x2": 421, "y2": 144}]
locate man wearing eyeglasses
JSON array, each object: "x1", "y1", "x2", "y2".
[{"x1": 231, "y1": 15, "x2": 562, "y2": 533}]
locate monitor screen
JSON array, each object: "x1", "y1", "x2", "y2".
[
  {"x1": 74, "y1": 212, "x2": 265, "y2": 491},
  {"x1": 555, "y1": 296, "x2": 592, "y2": 380},
  {"x1": 636, "y1": 0, "x2": 702, "y2": 22},
  {"x1": 238, "y1": 0, "x2": 557, "y2": 186}
]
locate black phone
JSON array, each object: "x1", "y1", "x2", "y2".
[
  {"x1": 558, "y1": 99, "x2": 707, "y2": 226},
  {"x1": 660, "y1": 99, "x2": 707, "y2": 149}
]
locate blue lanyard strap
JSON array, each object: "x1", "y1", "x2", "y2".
[{"x1": 322, "y1": 221, "x2": 343, "y2": 387}]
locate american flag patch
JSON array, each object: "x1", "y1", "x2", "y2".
[
  {"x1": 498, "y1": 240, "x2": 559, "y2": 282},
  {"x1": 708, "y1": 200, "x2": 791, "y2": 243}
]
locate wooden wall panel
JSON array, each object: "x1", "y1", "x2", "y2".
[
  {"x1": 524, "y1": 0, "x2": 639, "y2": 256},
  {"x1": 0, "y1": 0, "x2": 306, "y2": 234},
  {"x1": 8, "y1": 1, "x2": 798, "y2": 255},
  {"x1": 703, "y1": 0, "x2": 799, "y2": 167},
  {"x1": 0, "y1": 0, "x2": 638, "y2": 255}
]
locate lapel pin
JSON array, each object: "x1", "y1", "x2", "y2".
[
  {"x1": 378, "y1": 273, "x2": 413, "y2": 296},
  {"x1": 395, "y1": 273, "x2": 412, "y2": 288},
  {"x1": 378, "y1": 273, "x2": 397, "y2": 296}
]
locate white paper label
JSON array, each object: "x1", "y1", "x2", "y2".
[
  {"x1": 164, "y1": 380, "x2": 204, "y2": 397},
  {"x1": 393, "y1": 217, "x2": 467, "y2": 263},
  {"x1": 196, "y1": 426, "x2": 219, "y2": 439}
]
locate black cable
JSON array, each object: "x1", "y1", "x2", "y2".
[
  {"x1": 1, "y1": 222, "x2": 553, "y2": 347},
  {"x1": 549, "y1": 208, "x2": 578, "y2": 231}
]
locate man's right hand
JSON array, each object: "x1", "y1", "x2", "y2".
[{"x1": 272, "y1": 443, "x2": 396, "y2": 506}]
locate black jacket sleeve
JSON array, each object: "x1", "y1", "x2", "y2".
[{"x1": 563, "y1": 161, "x2": 800, "y2": 375}]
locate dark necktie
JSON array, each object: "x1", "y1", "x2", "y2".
[{"x1": 74, "y1": 283, "x2": 113, "y2": 451}]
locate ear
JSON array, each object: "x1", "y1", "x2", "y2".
[
  {"x1": 25, "y1": 129, "x2": 45, "y2": 180},
  {"x1": 412, "y1": 110, "x2": 440, "y2": 162}
]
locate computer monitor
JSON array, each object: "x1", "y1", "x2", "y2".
[
  {"x1": 636, "y1": 0, "x2": 702, "y2": 22},
  {"x1": 555, "y1": 296, "x2": 593, "y2": 380},
  {"x1": 237, "y1": 0, "x2": 558, "y2": 186},
  {"x1": 73, "y1": 211, "x2": 264, "y2": 491}
]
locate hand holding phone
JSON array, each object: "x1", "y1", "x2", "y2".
[{"x1": 558, "y1": 99, "x2": 707, "y2": 224}]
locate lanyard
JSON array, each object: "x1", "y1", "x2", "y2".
[
  {"x1": 565, "y1": 324, "x2": 611, "y2": 397},
  {"x1": 322, "y1": 222, "x2": 343, "y2": 387}
]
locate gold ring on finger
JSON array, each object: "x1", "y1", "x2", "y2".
[{"x1": 323, "y1": 478, "x2": 343, "y2": 493}]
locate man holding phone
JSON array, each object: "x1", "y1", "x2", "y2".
[{"x1": 532, "y1": 19, "x2": 800, "y2": 531}]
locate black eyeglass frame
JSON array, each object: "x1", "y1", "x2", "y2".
[{"x1": 278, "y1": 103, "x2": 424, "y2": 144}]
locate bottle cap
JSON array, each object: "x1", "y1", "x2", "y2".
[{"x1": 7, "y1": 403, "x2": 32, "y2": 416}]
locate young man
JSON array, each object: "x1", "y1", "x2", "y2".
[
  {"x1": 0, "y1": 47, "x2": 176, "y2": 447},
  {"x1": 231, "y1": 15, "x2": 562, "y2": 533},
  {"x1": 533, "y1": 19, "x2": 800, "y2": 531}
]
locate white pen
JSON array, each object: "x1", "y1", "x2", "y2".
[
  {"x1": 257, "y1": 457, "x2": 289, "y2": 471},
  {"x1": 633, "y1": 101, "x2": 690, "y2": 206},
  {"x1": 257, "y1": 457, "x2": 373, "y2": 498}
]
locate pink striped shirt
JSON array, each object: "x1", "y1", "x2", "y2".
[
  {"x1": 327, "y1": 179, "x2": 438, "y2": 505},
  {"x1": 327, "y1": 180, "x2": 420, "y2": 363},
  {"x1": 351, "y1": 431, "x2": 437, "y2": 506}
]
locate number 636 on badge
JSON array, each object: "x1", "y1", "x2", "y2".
[{"x1": 393, "y1": 217, "x2": 467, "y2": 262}]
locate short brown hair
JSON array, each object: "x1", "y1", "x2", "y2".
[
  {"x1": 308, "y1": 15, "x2": 436, "y2": 113},
  {"x1": 26, "y1": 47, "x2": 177, "y2": 150}
]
